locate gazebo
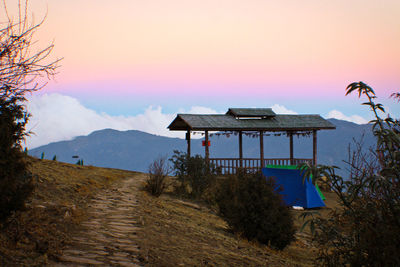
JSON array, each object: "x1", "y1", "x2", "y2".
[{"x1": 168, "y1": 108, "x2": 336, "y2": 174}]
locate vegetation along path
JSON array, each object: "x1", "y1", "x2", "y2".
[{"x1": 55, "y1": 176, "x2": 143, "y2": 266}]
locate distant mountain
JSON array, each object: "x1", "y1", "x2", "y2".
[{"x1": 29, "y1": 119, "x2": 375, "y2": 177}]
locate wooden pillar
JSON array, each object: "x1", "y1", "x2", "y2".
[
  {"x1": 239, "y1": 131, "x2": 243, "y2": 168},
  {"x1": 289, "y1": 132, "x2": 294, "y2": 165},
  {"x1": 259, "y1": 131, "x2": 264, "y2": 168},
  {"x1": 313, "y1": 130, "x2": 317, "y2": 165},
  {"x1": 205, "y1": 130, "x2": 209, "y2": 161},
  {"x1": 186, "y1": 130, "x2": 191, "y2": 157}
]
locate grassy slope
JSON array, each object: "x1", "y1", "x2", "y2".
[
  {"x1": 1, "y1": 158, "x2": 335, "y2": 266},
  {"x1": 136, "y1": 184, "x2": 321, "y2": 266},
  {"x1": 0, "y1": 157, "x2": 138, "y2": 266}
]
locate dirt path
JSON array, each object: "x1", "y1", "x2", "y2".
[{"x1": 54, "y1": 175, "x2": 144, "y2": 266}]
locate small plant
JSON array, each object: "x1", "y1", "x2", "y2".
[
  {"x1": 145, "y1": 157, "x2": 170, "y2": 197},
  {"x1": 301, "y1": 82, "x2": 400, "y2": 266},
  {"x1": 169, "y1": 150, "x2": 216, "y2": 199},
  {"x1": 216, "y1": 171, "x2": 296, "y2": 250}
]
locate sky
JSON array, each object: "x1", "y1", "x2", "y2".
[{"x1": 3, "y1": 1, "x2": 399, "y2": 148}]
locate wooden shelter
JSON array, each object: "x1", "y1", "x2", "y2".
[{"x1": 168, "y1": 108, "x2": 336, "y2": 174}]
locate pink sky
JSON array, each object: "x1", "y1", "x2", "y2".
[
  {"x1": 25, "y1": 1, "x2": 398, "y2": 107},
  {"x1": 3, "y1": 0, "x2": 400, "y2": 147}
]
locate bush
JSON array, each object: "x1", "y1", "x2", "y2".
[
  {"x1": 169, "y1": 150, "x2": 216, "y2": 199},
  {"x1": 216, "y1": 171, "x2": 296, "y2": 250},
  {"x1": 301, "y1": 82, "x2": 400, "y2": 266},
  {"x1": 145, "y1": 157, "x2": 170, "y2": 197},
  {"x1": 0, "y1": 96, "x2": 33, "y2": 221}
]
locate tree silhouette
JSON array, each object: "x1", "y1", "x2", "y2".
[{"x1": 0, "y1": 0, "x2": 59, "y2": 220}]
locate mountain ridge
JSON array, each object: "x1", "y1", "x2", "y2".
[{"x1": 29, "y1": 119, "x2": 375, "y2": 177}]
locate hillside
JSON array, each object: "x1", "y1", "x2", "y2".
[
  {"x1": 0, "y1": 158, "x2": 336, "y2": 266},
  {"x1": 0, "y1": 157, "x2": 138, "y2": 266},
  {"x1": 29, "y1": 119, "x2": 374, "y2": 177}
]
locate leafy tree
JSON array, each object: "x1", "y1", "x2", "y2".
[
  {"x1": 0, "y1": 95, "x2": 33, "y2": 220},
  {"x1": 0, "y1": 1, "x2": 58, "y2": 221},
  {"x1": 301, "y1": 82, "x2": 400, "y2": 266}
]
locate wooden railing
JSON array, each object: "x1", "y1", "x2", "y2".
[{"x1": 209, "y1": 158, "x2": 313, "y2": 175}]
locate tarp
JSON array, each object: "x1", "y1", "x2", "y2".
[
  {"x1": 262, "y1": 166, "x2": 325, "y2": 208},
  {"x1": 265, "y1": 165, "x2": 326, "y2": 200}
]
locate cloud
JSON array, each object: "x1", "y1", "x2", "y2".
[
  {"x1": 271, "y1": 104, "x2": 297, "y2": 114},
  {"x1": 25, "y1": 93, "x2": 221, "y2": 148},
  {"x1": 326, "y1": 110, "x2": 369, "y2": 124},
  {"x1": 27, "y1": 94, "x2": 346, "y2": 149}
]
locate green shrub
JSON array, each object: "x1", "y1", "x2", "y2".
[
  {"x1": 145, "y1": 157, "x2": 169, "y2": 197},
  {"x1": 301, "y1": 82, "x2": 400, "y2": 266},
  {"x1": 0, "y1": 96, "x2": 33, "y2": 221},
  {"x1": 169, "y1": 150, "x2": 216, "y2": 199},
  {"x1": 216, "y1": 171, "x2": 296, "y2": 250}
]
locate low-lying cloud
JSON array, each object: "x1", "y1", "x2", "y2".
[
  {"x1": 25, "y1": 94, "x2": 221, "y2": 148},
  {"x1": 24, "y1": 93, "x2": 368, "y2": 149},
  {"x1": 326, "y1": 110, "x2": 368, "y2": 124}
]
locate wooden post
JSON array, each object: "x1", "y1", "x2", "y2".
[
  {"x1": 260, "y1": 131, "x2": 264, "y2": 168},
  {"x1": 289, "y1": 131, "x2": 294, "y2": 165},
  {"x1": 313, "y1": 130, "x2": 317, "y2": 165},
  {"x1": 239, "y1": 131, "x2": 243, "y2": 168},
  {"x1": 205, "y1": 130, "x2": 209, "y2": 162},
  {"x1": 186, "y1": 130, "x2": 191, "y2": 157}
]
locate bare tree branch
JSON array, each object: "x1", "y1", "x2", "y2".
[{"x1": 0, "y1": 0, "x2": 61, "y2": 100}]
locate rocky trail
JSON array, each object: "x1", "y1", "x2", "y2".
[{"x1": 53, "y1": 176, "x2": 143, "y2": 266}]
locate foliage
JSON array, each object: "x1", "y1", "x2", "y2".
[
  {"x1": 0, "y1": 96, "x2": 33, "y2": 221},
  {"x1": 169, "y1": 150, "x2": 216, "y2": 199},
  {"x1": 216, "y1": 171, "x2": 296, "y2": 250},
  {"x1": 145, "y1": 157, "x2": 170, "y2": 197},
  {"x1": 0, "y1": 1, "x2": 58, "y2": 221},
  {"x1": 301, "y1": 81, "x2": 400, "y2": 266}
]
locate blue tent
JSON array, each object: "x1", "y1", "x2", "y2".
[{"x1": 262, "y1": 167, "x2": 325, "y2": 208}]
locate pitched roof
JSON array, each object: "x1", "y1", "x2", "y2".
[
  {"x1": 168, "y1": 113, "x2": 336, "y2": 131},
  {"x1": 226, "y1": 108, "x2": 276, "y2": 118}
]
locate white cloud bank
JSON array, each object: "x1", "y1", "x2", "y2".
[
  {"x1": 326, "y1": 110, "x2": 369, "y2": 124},
  {"x1": 25, "y1": 94, "x2": 220, "y2": 148},
  {"x1": 271, "y1": 104, "x2": 298, "y2": 114},
  {"x1": 24, "y1": 93, "x2": 369, "y2": 149}
]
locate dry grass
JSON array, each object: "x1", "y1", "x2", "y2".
[
  {"x1": 0, "y1": 158, "x2": 339, "y2": 266},
  {"x1": 135, "y1": 178, "x2": 338, "y2": 266},
  {"x1": 0, "y1": 157, "x2": 137, "y2": 266}
]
